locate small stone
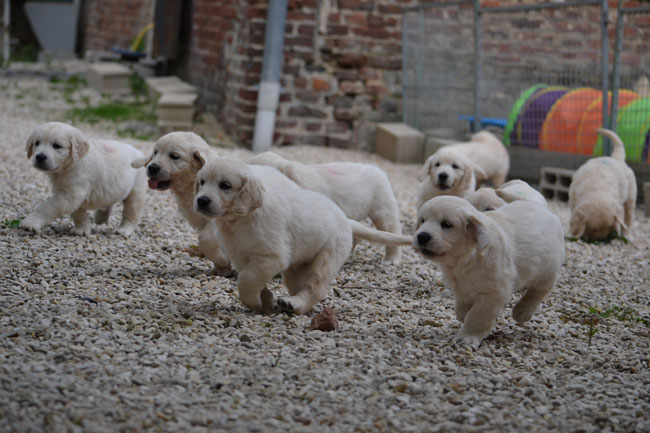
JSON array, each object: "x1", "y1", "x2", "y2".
[{"x1": 307, "y1": 307, "x2": 339, "y2": 332}]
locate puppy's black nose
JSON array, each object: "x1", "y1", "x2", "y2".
[
  {"x1": 147, "y1": 164, "x2": 160, "y2": 176},
  {"x1": 438, "y1": 172, "x2": 448, "y2": 181},
  {"x1": 35, "y1": 153, "x2": 47, "y2": 163},
  {"x1": 196, "y1": 196, "x2": 211, "y2": 210},
  {"x1": 417, "y1": 232, "x2": 431, "y2": 246}
]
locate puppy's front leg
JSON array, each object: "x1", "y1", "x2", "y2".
[
  {"x1": 21, "y1": 193, "x2": 83, "y2": 233},
  {"x1": 236, "y1": 259, "x2": 280, "y2": 313},
  {"x1": 198, "y1": 228, "x2": 235, "y2": 278},
  {"x1": 453, "y1": 293, "x2": 506, "y2": 347},
  {"x1": 71, "y1": 208, "x2": 91, "y2": 236}
]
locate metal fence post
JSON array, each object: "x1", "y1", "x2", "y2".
[
  {"x1": 473, "y1": 0, "x2": 481, "y2": 133},
  {"x1": 601, "y1": 0, "x2": 610, "y2": 154},
  {"x1": 610, "y1": 0, "x2": 623, "y2": 133},
  {"x1": 416, "y1": 7, "x2": 424, "y2": 130}
]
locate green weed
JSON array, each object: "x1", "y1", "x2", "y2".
[
  {"x1": 566, "y1": 234, "x2": 629, "y2": 245},
  {"x1": 2, "y1": 219, "x2": 22, "y2": 229},
  {"x1": 66, "y1": 101, "x2": 156, "y2": 125}
]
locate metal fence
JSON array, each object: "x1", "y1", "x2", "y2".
[{"x1": 402, "y1": 0, "x2": 650, "y2": 186}]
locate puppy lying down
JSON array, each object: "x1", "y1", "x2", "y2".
[
  {"x1": 466, "y1": 180, "x2": 548, "y2": 212},
  {"x1": 248, "y1": 151, "x2": 403, "y2": 263},
  {"x1": 132, "y1": 132, "x2": 234, "y2": 277},
  {"x1": 414, "y1": 196, "x2": 564, "y2": 346},
  {"x1": 568, "y1": 128, "x2": 637, "y2": 241},
  {"x1": 21, "y1": 122, "x2": 145, "y2": 236},
  {"x1": 194, "y1": 157, "x2": 412, "y2": 314}
]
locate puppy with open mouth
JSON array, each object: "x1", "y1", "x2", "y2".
[
  {"x1": 413, "y1": 195, "x2": 564, "y2": 347},
  {"x1": 193, "y1": 156, "x2": 412, "y2": 314},
  {"x1": 21, "y1": 122, "x2": 145, "y2": 236},
  {"x1": 132, "y1": 131, "x2": 235, "y2": 277}
]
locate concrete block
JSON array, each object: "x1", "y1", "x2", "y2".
[
  {"x1": 424, "y1": 135, "x2": 458, "y2": 159},
  {"x1": 146, "y1": 76, "x2": 197, "y2": 99},
  {"x1": 157, "y1": 93, "x2": 197, "y2": 128},
  {"x1": 539, "y1": 166, "x2": 575, "y2": 202},
  {"x1": 87, "y1": 62, "x2": 131, "y2": 95},
  {"x1": 643, "y1": 182, "x2": 650, "y2": 218},
  {"x1": 375, "y1": 122, "x2": 424, "y2": 163}
]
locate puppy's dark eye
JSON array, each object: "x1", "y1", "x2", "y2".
[
  {"x1": 34, "y1": 140, "x2": 40, "y2": 147},
  {"x1": 219, "y1": 181, "x2": 232, "y2": 190},
  {"x1": 169, "y1": 153, "x2": 179, "y2": 160},
  {"x1": 52, "y1": 142, "x2": 62, "y2": 150},
  {"x1": 420, "y1": 218, "x2": 425, "y2": 225},
  {"x1": 435, "y1": 162, "x2": 440, "y2": 167},
  {"x1": 441, "y1": 220, "x2": 452, "y2": 229},
  {"x1": 199, "y1": 179, "x2": 205, "y2": 186},
  {"x1": 452, "y1": 163, "x2": 459, "y2": 169},
  {"x1": 485, "y1": 207, "x2": 494, "y2": 212},
  {"x1": 153, "y1": 150, "x2": 158, "y2": 155}
]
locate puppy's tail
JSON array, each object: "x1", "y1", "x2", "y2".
[
  {"x1": 596, "y1": 128, "x2": 626, "y2": 161},
  {"x1": 349, "y1": 220, "x2": 411, "y2": 246}
]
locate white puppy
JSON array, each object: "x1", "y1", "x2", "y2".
[
  {"x1": 248, "y1": 151, "x2": 403, "y2": 263},
  {"x1": 466, "y1": 180, "x2": 548, "y2": 212},
  {"x1": 132, "y1": 131, "x2": 234, "y2": 277},
  {"x1": 413, "y1": 196, "x2": 564, "y2": 346},
  {"x1": 568, "y1": 128, "x2": 637, "y2": 241},
  {"x1": 417, "y1": 131, "x2": 509, "y2": 209},
  {"x1": 193, "y1": 156, "x2": 412, "y2": 314},
  {"x1": 21, "y1": 122, "x2": 145, "y2": 236}
]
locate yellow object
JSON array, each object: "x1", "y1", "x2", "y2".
[{"x1": 130, "y1": 22, "x2": 154, "y2": 52}]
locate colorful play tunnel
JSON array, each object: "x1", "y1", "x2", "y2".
[{"x1": 504, "y1": 84, "x2": 649, "y2": 162}]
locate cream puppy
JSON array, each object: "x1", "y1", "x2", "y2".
[
  {"x1": 466, "y1": 180, "x2": 548, "y2": 212},
  {"x1": 569, "y1": 128, "x2": 636, "y2": 241},
  {"x1": 249, "y1": 151, "x2": 403, "y2": 263},
  {"x1": 132, "y1": 131, "x2": 234, "y2": 277},
  {"x1": 413, "y1": 196, "x2": 564, "y2": 346},
  {"x1": 193, "y1": 156, "x2": 412, "y2": 314},
  {"x1": 21, "y1": 122, "x2": 145, "y2": 236},
  {"x1": 416, "y1": 131, "x2": 509, "y2": 209}
]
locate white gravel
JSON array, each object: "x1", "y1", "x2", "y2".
[{"x1": 1, "y1": 61, "x2": 649, "y2": 433}]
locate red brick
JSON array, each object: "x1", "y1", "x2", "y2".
[
  {"x1": 312, "y1": 77, "x2": 331, "y2": 92},
  {"x1": 306, "y1": 122, "x2": 323, "y2": 132}
]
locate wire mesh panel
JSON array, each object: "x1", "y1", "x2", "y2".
[{"x1": 402, "y1": 1, "x2": 475, "y2": 135}]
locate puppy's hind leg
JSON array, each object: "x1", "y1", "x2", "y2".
[
  {"x1": 94, "y1": 206, "x2": 112, "y2": 225},
  {"x1": 237, "y1": 259, "x2": 281, "y2": 313},
  {"x1": 512, "y1": 276, "x2": 556, "y2": 323},
  {"x1": 370, "y1": 207, "x2": 402, "y2": 264},
  {"x1": 117, "y1": 184, "x2": 145, "y2": 237},
  {"x1": 453, "y1": 292, "x2": 507, "y2": 347},
  {"x1": 492, "y1": 172, "x2": 507, "y2": 188}
]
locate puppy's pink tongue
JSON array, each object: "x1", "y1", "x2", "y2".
[{"x1": 148, "y1": 178, "x2": 159, "y2": 189}]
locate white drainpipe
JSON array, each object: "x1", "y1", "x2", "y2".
[{"x1": 252, "y1": 0, "x2": 288, "y2": 153}]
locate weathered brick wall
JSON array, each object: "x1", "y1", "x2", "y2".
[{"x1": 80, "y1": 0, "x2": 154, "y2": 53}]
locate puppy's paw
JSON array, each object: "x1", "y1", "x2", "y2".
[
  {"x1": 116, "y1": 223, "x2": 136, "y2": 237},
  {"x1": 277, "y1": 297, "x2": 296, "y2": 314},
  {"x1": 512, "y1": 303, "x2": 536, "y2": 323},
  {"x1": 209, "y1": 265, "x2": 238, "y2": 279},
  {"x1": 451, "y1": 332, "x2": 483, "y2": 348},
  {"x1": 71, "y1": 226, "x2": 91, "y2": 236},
  {"x1": 20, "y1": 215, "x2": 43, "y2": 233}
]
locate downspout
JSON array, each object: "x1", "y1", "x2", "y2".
[
  {"x1": 3, "y1": 0, "x2": 10, "y2": 64},
  {"x1": 252, "y1": 0, "x2": 288, "y2": 153}
]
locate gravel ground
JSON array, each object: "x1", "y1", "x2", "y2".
[{"x1": 1, "y1": 62, "x2": 649, "y2": 433}]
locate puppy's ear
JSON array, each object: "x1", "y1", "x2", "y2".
[
  {"x1": 469, "y1": 162, "x2": 488, "y2": 183},
  {"x1": 70, "y1": 130, "x2": 90, "y2": 161},
  {"x1": 132, "y1": 152, "x2": 152, "y2": 169},
  {"x1": 495, "y1": 189, "x2": 521, "y2": 204},
  {"x1": 418, "y1": 157, "x2": 434, "y2": 181},
  {"x1": 26, "y1": 132, "x2": 37, "y2": 159},
  {"x1": 466, "y1": 214, "x2": 490, "y2": 254},
  {"x1": 232, "y1": 175, "x2": 264, "y2": 215},
  {"x1": 192, "y1": 150, "x2": 207, "y2": 169},
  {"x1": 569, "y1": 211, "x2": 586, "y2": 238}
]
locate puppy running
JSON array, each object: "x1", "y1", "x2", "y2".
[
  {"x1": 466, "y1": 180, "x2": 548, "y2": 212},
  {"x1": 249, "y1": 151, "x2": 403, "y2": 263},
  {"x1": 416, "y1": 131, "x2": 509, "y2": 208},
  {"x1": 568, "y1": 128, "x2": 637, "y2": 241},
  {"x1": 21, "y1": 122, "x2": 145, "y2": 236},
  {"x1": 132, "y1": 131, "x2": 234, "y2": 276},
  {"x1": 194, "y1": 156, "x2": 412, "y2": 314},
  {"x1": 413, "y1": 195, "x2": 564, "y2": 346}
]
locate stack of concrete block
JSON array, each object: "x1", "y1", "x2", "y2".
[
  {"x1": 375, "y1": 123, "x2": 424, "y2": 163},
  {"x1": 86, "y1": 62, "x2": 131, "y2": 95},
  {"x1": 146, "y1": 76, "x2": 198, "y2": 128},
  {"x1": 539, "y1": 166, "x2": 575, "y2": 202}
]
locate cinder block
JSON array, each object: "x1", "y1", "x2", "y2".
[
  {"x1": 539, "y1": 166, "x2": 575, "y2": 202},
  {"x1": 643, "y1": 182, "x2": 650, "y2": 218},
  {"x1": 157, "y1": 93, "x2": 197, "y2": 128},
  {"x1": 424, "y1": 135, "x2": 458, "y2": 159},
  {"x1": 375, "y1": 122, "x2": 424, "y2": 163},
  {"x1": 86, "y1": 62, "x2": 131, "y2": 95},
  {"x1": 146, "y1": 76, "x2": 197, "y2": 99}
]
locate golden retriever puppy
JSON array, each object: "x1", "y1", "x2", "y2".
[
  {"x1": 193, "y1": 156, "x2": 412, "y2": 314},
  {"x1": 416, "y1": 131, "x2": 509, "y2": 209},
  {"x1": 132, "y1": 131, "x2": 234, "y2": 277},
  {"x1": 248, "y1": 151, "x2": 403, "y2": 263},
  {"x1": 466, "y1": 180, "x2": 548, "y2": 212},
  {"x1": 413, "y1": 196, "x2": 564, "y2": 347},
  {"x1": 569, "y1": 128, "x2": 636, "y2": 241},
  {"x1": 21, "y1": 122, "x2": 145, "y2": 236}
]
